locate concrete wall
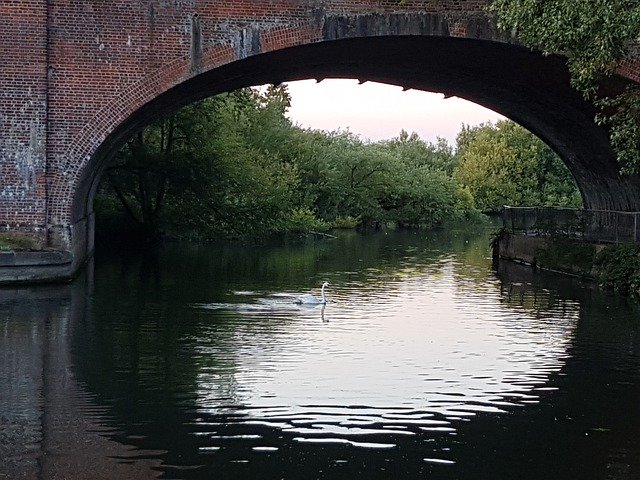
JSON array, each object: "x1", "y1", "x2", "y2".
[{"x1": 496, "y1": 233, "x2": 607, "y2": 279}]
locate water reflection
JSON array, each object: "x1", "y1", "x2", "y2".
[
  {"x1": 0, "y1": 273, "x2": 164, "y2": 479},
  {"x1": 1, "y1": 228, "x2": 639, "y2": 479}
]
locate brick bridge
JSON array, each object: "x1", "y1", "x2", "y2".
[{"x1": 2, "y1": 1, "x2": 640, "y2": 281}]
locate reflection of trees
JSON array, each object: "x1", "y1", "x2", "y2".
[
  {"x1": 72, "y1": 266, "x2": 221, "y2": 443},
  {"x1": 468, "y1": 259, "x2": 640, "y2": 479},
  {"x1": 82, "y1": 225, "x2": 501, "y2": 411},
  {"x1": 73, "y1": 230, "x2": 479, "y2": 460},
  {"x1": 68, "y1": 228, "x2": 640, "y2": 478},
  {"x1": 444, "y1": 244, "x2": 640, "y2": 478},
  {"x1": 0, "y1": 275, "x2": 166, "y2": 479},
  {"x1": 95, "y1": 228, "x2": 467, "y2": 302},
  {"x1": 0, "y1": 286, "x2": 71, "y2": 478}
]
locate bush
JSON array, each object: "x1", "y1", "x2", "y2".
[
  {"x1": 331, "y1": 216, "x2": 358, "y2": 229},
  {"x1": 593, "y1": 244, "x2": 640, "y2": 298},
  {"x1": 283, "y1": 208, "x2": 330, "y2": 234}
]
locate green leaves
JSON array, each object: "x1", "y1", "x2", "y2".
[
  {"x1": 491, "y1": 0, "x2": 640, "y2": 173},
  {"x1": 100, "y1": 85, "x2": 582, "y2": 242},
  {"x1": 454, "y1": 120, "x2": 581, "y2": 211}
]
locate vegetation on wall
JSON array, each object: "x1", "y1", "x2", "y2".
[
  {"x1": 593, "y1": 243, "x2": 640, "y2": 298},
  {"x1": 491, "y1": 0, "x2": 640, "y2": 174},
  {"x1": 0, "y1": 234, "x2": 41, "y2": 251},
  {"x1": 95, "y1": 85, "x2": 581, "y2": 244},
  {"x1": 527, "y1": 238, "x2": 640, "y2": 299}
]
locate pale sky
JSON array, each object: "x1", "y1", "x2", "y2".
[{"x1": 284, "y1": 79, "x2": 505, "y2": 145}]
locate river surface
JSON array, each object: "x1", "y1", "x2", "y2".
[{"x1": 2, "y1": 226, "x2": 640, "y2": 479}]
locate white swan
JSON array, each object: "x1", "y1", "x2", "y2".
[{"x1": 296, "y1": 282, "x2": 330, "y2": 305}]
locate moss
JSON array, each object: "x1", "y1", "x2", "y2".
[
  {"x1": 535, "y1": 237, "x2": 597, "y2": 276},
  {"x1": 0, "y1": 234, "x2": 40, "y2": 251},
  {"x1": 533, "y1": 238, "x2": 640, "y2": 299}
]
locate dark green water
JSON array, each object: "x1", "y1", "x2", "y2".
[{"x1": 2, "y1": 227, "x2": 640, "y2": 479}]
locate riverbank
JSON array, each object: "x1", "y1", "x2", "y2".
[{"x1": 495, "y1": 232, "x2": 640, "y2": 299}]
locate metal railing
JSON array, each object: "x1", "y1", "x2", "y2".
[{"x1": 502, "y1": 206, "x2": 640, "y2": 244}]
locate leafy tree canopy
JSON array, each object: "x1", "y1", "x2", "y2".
[
  {"x1": 96, "y1": 85, "x2": 582, "y2": 244},
  {"x1": 491, "y1": 0, "x2": 640, "y2": 173},
  {"x1": 455, "y1": 120, "x2": 582, "y2": 211}
]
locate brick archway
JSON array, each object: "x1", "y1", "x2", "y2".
[
  {"x1": 68, "y1": 37, "x2": 640, "y2": 228},
  {"x1": 57, "y1": 9, "x2": 505, "y2": 230}
]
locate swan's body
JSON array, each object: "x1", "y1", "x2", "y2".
[{"x1": 296, "y1": 282, "x2": 329, "y2": 305}]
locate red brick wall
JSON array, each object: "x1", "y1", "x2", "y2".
[
  {"x1": 0, "y1": 1, "x2": 48, "y2": 239},
  {"x1": 616, "y1": 44, "x2": 640, "y2": 83}
]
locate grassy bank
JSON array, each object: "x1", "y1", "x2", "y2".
[{"x1": 0, "y1": 234, "x2": 41, "y2": 251}]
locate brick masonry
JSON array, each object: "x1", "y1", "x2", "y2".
[
  {"x1": 0, "y1": 1, "x2": 639, "y2": 274},
  {"x1": 0, "y1": 2, "x2": 48, "y2": 240}
]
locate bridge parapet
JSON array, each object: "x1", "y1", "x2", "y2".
[{"x1": 503, "y1": 206, "x2": 640, "y2": 244}]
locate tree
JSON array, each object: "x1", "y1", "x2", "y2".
[
  {"x1": 491, "y1": 0, "x2": 640, "y2": 173},
  {"x1": 380, "y1": 130, "x2": 458, "y2": 174},
  {"x1": 454, "y1": 121, "x2": 582, "y2": 211},
  {"x1": 104, "y1": 103, "x2": 209, "y2": 241},
  {"x1": 100, "y1": 86, "x2": 322, "y2": 242},
  {"x1": 98, "y1": 86, "x2": 489, "y2": 243},
  {"x1": 302, "y1": 132, "x2": 393, "y2": 224}
]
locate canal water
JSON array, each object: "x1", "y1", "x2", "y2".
[{"x1": 2, "y1": 226, "x2": 640, "y2": 479}]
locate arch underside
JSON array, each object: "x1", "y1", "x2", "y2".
[{"x1": 77, "y1": 35, "x2": 640, "y2": 224}]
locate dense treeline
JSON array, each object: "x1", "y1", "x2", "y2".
[{"x1": 95, "y1": 85, "x2": 581, "y2": 244}]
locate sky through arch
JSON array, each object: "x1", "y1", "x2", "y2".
[{"x1": 284, "y1": 79, "x2": 506, "y2": 144}]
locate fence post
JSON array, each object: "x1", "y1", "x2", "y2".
[{"x1": 502, "y1": 206, "x2": 511, "y2": 233}]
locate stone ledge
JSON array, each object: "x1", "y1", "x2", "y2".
[
  {"x1": 495, "y1": 233, "x2": 606, "y2": 278},
  {"x1": 0, "y1": 250, "x2": 73, "y2": 267}
]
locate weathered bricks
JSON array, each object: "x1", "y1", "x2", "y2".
[{"x1": 0, "y1": 1, "x2": 48, "y2": 241}]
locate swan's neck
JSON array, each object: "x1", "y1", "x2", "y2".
[{"x1": 321, "y1": 284, "x2": 327, "y2": 303}]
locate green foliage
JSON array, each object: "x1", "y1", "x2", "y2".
[
  {"x1": 595, "y1": 89, "x2": 640, "y2": 175},
  {"x1": 98, "y1": 85, "x2": 579, "y2": 243},
  {"x1": 284, "y1": 208, "x2": 331, "y2": 233},
  {"x1": 491, "y1": 0, "x2": 640, "y2": 173},
  {"x1": 296, "y1": 129, "x2": 479, "y2": 229},
  {"x1": 0, "y1": 234, "x2": 40, "y2": 251},
  {"x1": 491, "y1": 1, "x2": 639, "y2": 93},
  {"x1": 593, "y1": 243, "x2": 640, "y2": 297},
  {"x1": 331, "y1": 216, "x2": 359, "y2": 229},
  {"x1": 100, "y1": 88, "x2": 307, "y2": 241},
  {"x1": 454, "y1": 120, "x2": 582, "y2": 211}
]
